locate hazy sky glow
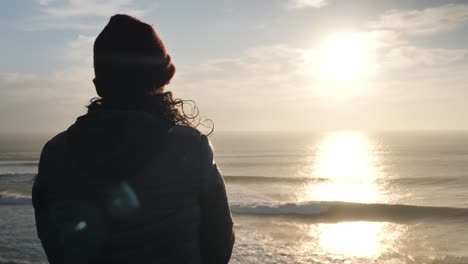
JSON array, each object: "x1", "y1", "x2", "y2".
[{"x1": 1, "y1": 0, "x2": 467, "y2": 133}]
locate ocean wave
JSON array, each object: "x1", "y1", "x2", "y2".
[
  {"x1": 224, "y1": 175, "x2": 327, "y2": 184},
  {"x1": 0, "y1": 173, "x2": 36, "y2": 179},
  {"x1": 387, "y1": 176, "x2": 466, "y2": 186},
  {"x1": 224, "y1": 175, "x2": 468, "y2": 186},
  {"x1": 0, "y1": 257, "x2": 37, "y2": 264},
  {"x1": 0, "y1": 161, "x2": 38, "y2": 167},
  {"x1": 231, "y1": 201, "x2": 468, "y2": 222},
  {"x1": 0, "y1": 192, "x2": 31, "y2": 205},
  {"x1": 4, "y1": 185, "x2": 468, "y2": 223}
]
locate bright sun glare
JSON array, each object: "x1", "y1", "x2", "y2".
[
  {"x1": 300, "y1": 132, "x2": 382, "y2": 203},
  {"x1": 298, "y1": 133, "x2": 396, "y2": 258},
  {"x1": 319, "y1": 33, "x2": 373, "y2": 81}
]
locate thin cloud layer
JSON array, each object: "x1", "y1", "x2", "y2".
[
  {"x1": 288, "y1": 0, "x2": 328, "y2": 9},
  {"x1": 380, "y1": 45, "x2": 467, "y2": 69},
  {"x1": 365, "y1": 30, "x2": 468, "y2": 70},
  {"x1": 2, "y1": 1, "x2": 468, "y2": 132},
  {"x1": 66, "y1": 35, "x2": 95, "y2": 64},
  {"x1": 22, "y1": 0, "x2": 155, "y2": 31},
  {"x1": 36, "y1": 0, "x2": 145, "y2": 18},
  {"x1": 0, "y1": 69, "x2": 94, "y2": 133},
  {"x1": 369, "y1": 3, "x2": 468, "y2": 35}
]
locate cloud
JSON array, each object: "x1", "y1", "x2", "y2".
[
  {"x1": 0, "y1": 69, "x2": 95, "y2": 133},
  {"x1": 361, "y1": 30, "x2": 468, "y2": 71},
  {"x1": 171, "y1": 40, "x2": 468, "y2": 131},
  {"x1": 380, "y1": 45, "x2": 467, "y2": 70},
  {"x1": 0, "y1": 68, "x2": 93, "y2": 101},
  {"x1": 0, "y1": 43, "x2": 313, "y2": 133},
  {"x1": 35, "y1": 0, "x2": 145, "y2": 18},
  {"x1": 360, "y1": 4, "x2": 468, "y2": 73},
  {"x1": 2, "y1": 37, "x2": 467, "y2": 133},
  {"x1": 176, "y1": 45, "x2": 313, "y2": 99},
  {"x1": 6, "y1": 1, "x2": 468, "y2": 132},
  {"x1": 369, "y1": 3, "x2": 468, "y2": 35},
  {"x1": 287, "y1": 0, "x2": 328, "y2": 9},
  {"x1": 176, "y1": 30, "x2": 468, "y2": 99},
  {"x1": 22, "y1": 0, "x2": 156, "y2": 31},
  {"x1": 66, "y1": 34, "x2": 95, "y2": 64},
  {"x1": 36, "y1": 0, "x2": 59, "y2": 5},
  {"x1": 20, "y1": 20, "x2": 98, "y2": 31},
  {"x1": 165, "y1": 3, "x2": 467, "y2": 131}
]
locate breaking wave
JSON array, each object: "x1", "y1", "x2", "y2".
[
  {"x1": 231, "y1": 201, "x2": 468, "y2": 222},
  {"x1": 224, "y1": 175, "x2": 468, "y2": 186},
  {"x1": 0, "y1": 192, "x2": 31, "y2": 205}
]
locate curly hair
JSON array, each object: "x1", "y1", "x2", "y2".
[{"x1": 87, "y1": 92, "x2": 214, "y2": 136}]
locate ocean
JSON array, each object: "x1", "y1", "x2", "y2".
[{"x1": 1, "y1": 131, "x2": 468, "y2": 264}]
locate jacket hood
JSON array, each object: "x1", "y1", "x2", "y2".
[{"x1": 66, "y1": 109, "x2": 171, "y2": 179}]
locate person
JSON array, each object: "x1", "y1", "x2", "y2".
[{"x1": 32, "y1": 14, "x2": 234, "y2": 264}]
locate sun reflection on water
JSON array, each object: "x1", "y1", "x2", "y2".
[
  {"x1": 301, "y1": 131, "x2": 383, "y2": 203},
  {"x1": 316, "y1": 132, "x2": 372, "y2": 179},
  {"x1": 299, "y1": 132, "x2": 398, "y2": 258},
  {"x1": 318, "y1": 221, "x2": 385, "y2": 258}
]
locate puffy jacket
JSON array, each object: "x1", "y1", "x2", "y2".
[{"x1": 32, "y1": 109, "x2": 234, "y2": 264}]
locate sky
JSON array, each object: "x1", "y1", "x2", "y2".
[{"x1": 0, "y1": 0, "x2": 468, "y2": 133}]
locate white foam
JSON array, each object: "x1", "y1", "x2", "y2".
[
  {"x1": 231, "y1": 202, "x2": 329, "y2": 216},
  {"x1": 0, "y1": 191, "x2": 31, "y2": 205},
  {"x1": 0, "y1": 256, "x2": 34, "y2": 264}
]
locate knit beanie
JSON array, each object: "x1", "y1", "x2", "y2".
[{"x1": 93, "y1": 14, "x2": 176, "y2": 102}]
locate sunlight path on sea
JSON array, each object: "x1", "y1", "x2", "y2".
[{"x1": 298, "y1": 132, "x2": 402, "y2": 258}]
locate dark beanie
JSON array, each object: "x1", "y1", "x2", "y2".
[{"x1": 94, "y1": 14, "x2": 175, "y2": 101}]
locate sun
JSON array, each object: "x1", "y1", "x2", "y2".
[{"x1": 319, "y1": 33, "x2": 373, "y2": 81}]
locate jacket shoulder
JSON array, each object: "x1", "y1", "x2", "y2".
[
  {"x1": 45, "y1": 131, "x2": 68, "y2": 148},
  {"x1": 34, "y1": 132, "x2": 68, "y2": 207},
  {"x1": 41, "y1": 131, "x2": 68, "y2": 158},
  {"x1": 166, "y1": 126, "x2": 213, "y2": 164},
  {"x1": 38, "y1": 131, "x2": 71, "y2": 172},
  {"x1": 169, "y1": 125, "x2": 205, "y2": 143}
]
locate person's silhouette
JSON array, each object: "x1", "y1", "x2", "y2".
[{"x1": 32, "y1": 14, "x2": 234, "y2": 264}]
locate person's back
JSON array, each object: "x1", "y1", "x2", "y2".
[{"x1": 32, "y1": 14, "x2": 234, "y2": 264}]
